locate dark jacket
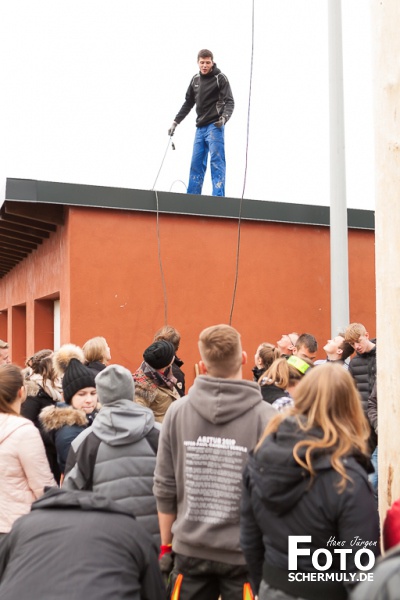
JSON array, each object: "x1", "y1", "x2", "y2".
[
  {"x1": 85, "y1": 360, "x2": 106, "y2": 376},
  {"x1": 21, "y1": 384, "x2": 61, "y2": 482},
  {"x1": 39, "y1": 403, "x2": 99, "y2": 474},
  {"x1": 348, "y1": 341, "x2": 377, "y2": 412},
  {"x1": 367, "y1": 382, "x2": 377, "y2": 433},
  {"x1": 348, "y1": 341, "x2": 377, "y2": 452},
  {"x1": 63, "y1": 399, "x2": 160, "y2": 542},
  {"x1": 172, "y1": 355, "x2": 185, "y2": 397},
  {"x1": 240, "y1": 416, "x2": 380, "y2": 598},
  {"x1": 0, "y1": 488, "x2": 166, "y2": 600},
  {"x1": 252, "y1": 366, "x2": 265, "y2": 382},
  {"x1": 260, "y1": 383, "x2": 290, "y2": 405},
  {"x1": 174, "y1": 64, "x2": 234, "y2": 128}
]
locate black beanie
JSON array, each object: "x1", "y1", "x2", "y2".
[
  {"x1": 143, "y1": 340, "x2": 175, "y2": 370},
  {"x1": 62, "y1": 358, "x2": 96, "y2": 404}
]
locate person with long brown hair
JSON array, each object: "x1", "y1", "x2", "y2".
[
  {"x1": 252, "y1": 343, "x2": 281, "y2": 383},
  {"x1": 21, "y1": 349, "x2": 63, "y2": 482},
  {"x1": 0, "y1": 364, "x2": 55, "y2": 539},
  {"x1": 240, "y1": 363, "x2": 379, "y2": 600}
]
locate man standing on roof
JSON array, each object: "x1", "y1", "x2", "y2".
[{"x1": 168, "y1": 49, "x2": 234, "y2": 197}]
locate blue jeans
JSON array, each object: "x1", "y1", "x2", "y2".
[
  {"x1": 369, "y1": 446, "x2": 378, "y2": 502},
  {"x1": 187, "y1": 123, "x2": 226, "y2": 196}
]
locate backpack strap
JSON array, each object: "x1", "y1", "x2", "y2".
[{"x1": 73, "y1": 431, "x2": 102, "y2": 491}]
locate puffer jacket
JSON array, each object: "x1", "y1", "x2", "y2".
[
  {"x1": 348, "y1": 340, "x2": 377, "y2": 412},
  {"x1": 63, "y1": 399, "x2": 160, "y2": 542},
  {"x1": 39, "y1": 403, "x2": 99, "y2": 474},
  {"x1": 240, "y1": 416, "x2": 380, "y2": 597},
  {"x1": 0, "y1": 414, "x2": 56, "y2": 533}
]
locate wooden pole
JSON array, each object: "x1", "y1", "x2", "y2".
[{"x1": 373, "y1": 0, "x2": 400, "y2": 521}]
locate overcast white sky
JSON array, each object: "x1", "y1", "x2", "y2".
[{"x1": 1, "y1": 1, "x2": 374, "y2": 209}]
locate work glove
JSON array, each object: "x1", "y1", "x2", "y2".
[
  {"x1": 168, "y1": 121, "x2": 177, "y2": 136},
  {"x1": 214, "y1": 116, "x2": 226, "y2": 128},
  {"x1": 159, "y1": 544, "x2": 174, "y2": 588}
]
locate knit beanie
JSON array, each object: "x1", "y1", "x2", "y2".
[
  {"x1": 95, "y1": 364, "x2": 134, "y2": 405},
  {"x1": 62, "y1": 358, "x2": 96, "y2": 404},
  {"x1": 143, "y1": 340, "x2": 175, "y2": 370},
  {"x1": 383, "y1": 498, "x2": 400, "y2": 550}
]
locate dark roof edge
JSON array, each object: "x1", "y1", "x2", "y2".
[{"x1": 5, "y1": 178, "x2": 375, "y2": 230}]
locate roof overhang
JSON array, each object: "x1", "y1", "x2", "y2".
[{"x1": 1, "y1": 177, "x2": 374, "y2": 278}]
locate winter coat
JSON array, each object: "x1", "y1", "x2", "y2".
[
  {"x1": 0, "y1": 488, "x2": 166, "y2": 600},
  {"x1": 240, "y1": 416, "x2": 380, "y2": 598},
  {"x1": 133, "y1": 367, "x2": 180, "y2": 423},
  {"x1": 367, "y1": 382, "x2": 378, "y2": 433},
  {"x1": 63, "y1": 399, "x2": 160, "y2": 542},
  {"x1": 252, "y1": 366, "x2": 265, "y2": 382},
  {"x1": 348, "y1": 341, "x2": 377, "y2": 452},
  {"x1": 39, "y1": 403, "x2": 99, "y2": 474},
  {"x1": 174, "y1": 63, "x2": 234, "y2": 128},
  {"x1": 85, "y1": 360, "x2": 106, "y2": 377},
  {"x1": 172, "y1": 355, "x2": 185, "y2": 397},
  {"x1": 0, "y1": 414, "x2": 56, "y2": 533},
  {"x1": 21, "y1": 380, "x2": 61, "y2": 482},
  {"x1": 153, "y1": 375, "x2": 276, "y2": 565},
  {"x1": 260, "y1": 382, "x2": 290, "y2": 405},
  {"x1": 348, "y1": 341, "x2": 377, "y2": 412}
]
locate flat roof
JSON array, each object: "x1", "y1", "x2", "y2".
[
  {"x1": 5, "y1": 178, "x2": 374, "y2": 229},
  {"x1": 0, "y1": 178, "x2": 374, "y2": 279}
]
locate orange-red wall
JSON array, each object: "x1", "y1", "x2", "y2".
[{"x1": 0, "y1": 206, "x2": 376, "y2": 385}]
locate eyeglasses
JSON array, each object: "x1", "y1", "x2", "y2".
[{"x1": 286, "y1": 334, "x2": 296, "y2": 347}]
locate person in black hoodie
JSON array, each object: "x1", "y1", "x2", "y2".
[
  {"x1": 240, "y1": 363, "x2": 380, "y2": 600},
  {"x1": 167, "y1": 49, "x2": 234, "y2": 197}
]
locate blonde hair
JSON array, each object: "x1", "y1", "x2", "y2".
[
  {"x1": 344, "y1": 323, "x2": 367, "y2": 345},
  {"x1": 82, "y1": 337, "x2": 108, "y2": 364},
  {"x1": 259, "y1": 356, "x2": 310, "y2": 389},
  {"x1": 0, "y1": 339, "x2": 9, "y2": 350},
  {"x1": 256, "y1": 363, "x2": 370, "y2": 492},
  {"x1": 198, "y1": 324, "x2": 242, "y2": 378}
]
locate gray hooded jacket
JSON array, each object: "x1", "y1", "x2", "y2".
[
  {"x1": 153, "y1": 374, "x2": 275, "y2": 565},
  {"x1": 63, "y1": 365, "x2": 160, "y2": 542}
]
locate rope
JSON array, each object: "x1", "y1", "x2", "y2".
[
  {"x1": 229, "y1": 0, "x2": 255, "y2": 325},
  {"x1": 151, "y1": 136, "x2": 174, "y2": 325},
  {"x1": 154, "y1": 189, "x2": 168, "y2": 325}
]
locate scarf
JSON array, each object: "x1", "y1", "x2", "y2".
[{"x1": 141, "y1": 361, "x2": 177, "y2": 391}]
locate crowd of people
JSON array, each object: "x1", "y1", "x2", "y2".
[{"x1": 0, "y1": 321, "x2": 395, "y2": 600}]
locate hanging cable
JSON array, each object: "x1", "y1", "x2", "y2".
[
  {"x1": 152, "y1": 137, "x2": 174, "y2": 192},
  {"x1": 151, "y1": 136, "x2": 175, "y2": 325},
  {"x1": 154, "y1": 189, "x2": 168, "y2": 325},
  {"x1": 229, "y1": 0, "x2": 255, "y2": 325}
]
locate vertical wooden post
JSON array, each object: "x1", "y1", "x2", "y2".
[{"x1": 373, "y1": 0, "x2": 400, "y2": 521}]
